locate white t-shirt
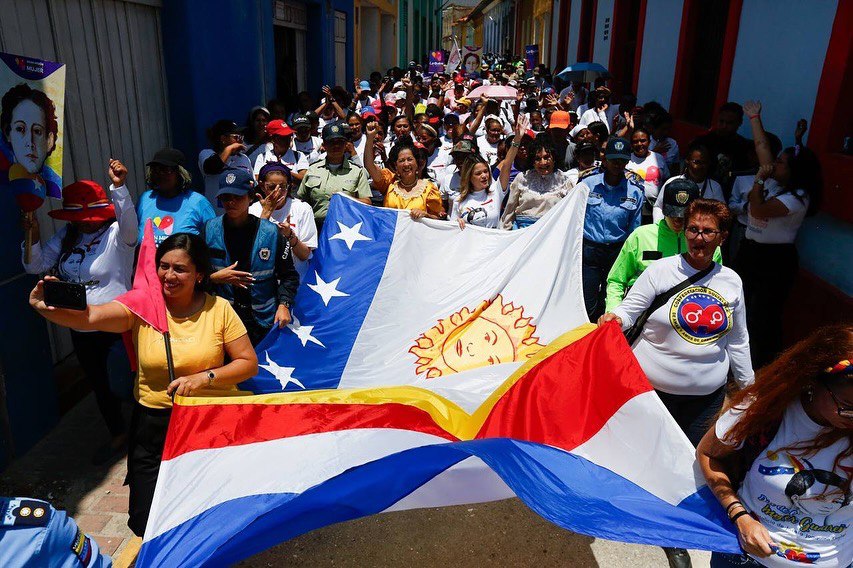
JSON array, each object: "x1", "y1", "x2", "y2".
[
  {"x1": 248, "y1": 198, "x2": 318, "y2": 278},
  {"x1": 612, "y1": 255, "x2": 753, "y2": 395},
  {"x1": 440, "y1": 163, "x2": 462, "y2": 203},
  {"x1": 627, "y1": 152, "x2": 670, "y2": 202},
  {"x1": 653, "y1": 175, "x2": 725, "y2": 222},
  {"x1": 728, "y1": 175, "x2": 753, "y2": 226},
  {"x1": 477, "y1": 137, "x2": 500, "y2": 167},
  {"x1": 294, "y1": 136, "x2": 324, "y2": 164},
  {"x1": 716, "y1": 400, "x2": 853, "y2": 568},
  {"x1": 23, "y1": 185, "x2": 138, "y2": 330},
  {"x1": 746, "y1": 180, "x2": 809, "y2": 244},
  {"x1": 253, "y1": 145, "x2": 310, "y2": 177},
  {"x1": 450, "y1": 179, "x2": 506, "y2": 228},
  {"x1": 426, "y1": 147, "x2": 452, "y2": 186}
]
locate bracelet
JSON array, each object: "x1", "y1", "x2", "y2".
[
  {"x1": 748, "y1": 114, "x2": 760, "y2": 120},
  {"x1": 511, "y1": 142, "x2": 521, "y2": 148},
  {"x1": 725, "y1": 501, "x2": 744, "y2": 516},
  {"x1": 729, "y1": 510, "x2": 751, "y2": 524}
]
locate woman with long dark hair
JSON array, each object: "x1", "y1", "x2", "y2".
[
  {"x1": 698, "y1": 324, "x2": 852, "y2": 568},
  {"x1": 736, "y1": 101, "x2": 823, "y2": 368}
]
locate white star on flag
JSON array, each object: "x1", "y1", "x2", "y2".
[
  {"x1": 307, "y1": 272, "x2": 350, "y2": 306},
  {"x1": 259, "y1": 352, "x2": 305, "y2": 390},
  {"x1": 329, "y1": 221, "x2": 371, "y2": 250},
  {"x1": 286, "y1": 316, "x2": 325, "y2": 348}
]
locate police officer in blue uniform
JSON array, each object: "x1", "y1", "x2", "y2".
[
  {"x1": 576, "y1": 137, "x2": 645, "y2": 320},
  {"x1": 206, "y1": 168, "x2": 300, "y2": 345},
  {"x1": 0, "y1": 497, "x2": 111, "y2": 567}
]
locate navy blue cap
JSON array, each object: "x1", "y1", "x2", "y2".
[
  {"x1": 605, "y1": 137, "x2": 631, "y2": 161},
  {"x1": 216, "y1": 168, "x2": 255, "y2": 198},
  {"x1": 322, "y1": 122, "x2": 348, "y2": 142},
  {"x1": 292, "y1": 114, "x2": 311, "y2": 129}
]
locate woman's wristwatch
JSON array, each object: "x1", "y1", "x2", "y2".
[{"x1": 207, "y1": 370, "x2": 216, "y2": 387}]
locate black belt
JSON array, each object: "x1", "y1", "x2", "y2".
[{"x1": 583, "y1": 239, "x2": 624, "y2": 250}]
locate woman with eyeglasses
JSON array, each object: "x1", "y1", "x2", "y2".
[
  {"x1": 697, "y1": 324, "x2": 852, "y2": 568},
  {"x1": 599, "y1": 198, "x2": 754, "y2": 568},
  {"x1": 199, "y1": 119, "x2": 253, "y2": 210}
]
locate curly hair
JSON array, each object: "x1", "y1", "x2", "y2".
[
  {"x1": 1, "y1": 83, "x2": 59, "y2": 149},
  {"x1": 527, "y1": 135, "x2": 561, "y2": 171},
  {"x1": 724, "y1": 324, "x2": 853, "y2": 470}
]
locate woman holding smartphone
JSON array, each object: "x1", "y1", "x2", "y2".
[{"x1": 21, "y1": 159, "x2": 138, "y2": 464}]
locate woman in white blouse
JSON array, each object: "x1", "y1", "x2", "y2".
[
  {"x1": 736, "y1": 101, "x2": 823, "y2": 368},
  {"x1": 22, "y1": 159, "x2": 138, "y2": 464}
]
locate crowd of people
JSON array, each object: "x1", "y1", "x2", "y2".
[{"x1": 21, "y1": 56, "x2": 849, "y2": 568}]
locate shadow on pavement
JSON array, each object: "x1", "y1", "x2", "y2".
[{"x1": 241, "y1": 498, "x2": 601, "y2": 567}]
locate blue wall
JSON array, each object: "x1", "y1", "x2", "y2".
[
  {"x1": 161, "y1": 0, "x2": 354, "y2": 177},
  {"x1": 0, "y1": 190, "x2": 58, "y2": 469}
]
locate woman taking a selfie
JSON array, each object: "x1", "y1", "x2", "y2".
[
  {"x1": 698, "y1": 324, "x2": 852, "y2": 568},
  {"x1": 22, "y1": 160, "x2": 137, "y2": 465},
  {"x1": 28, "y1": 233, "x2": 258, "y2": 537}
]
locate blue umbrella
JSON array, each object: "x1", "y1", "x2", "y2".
[{"x1": 556, "y1": 62, "x2": 611, "y2": 84}]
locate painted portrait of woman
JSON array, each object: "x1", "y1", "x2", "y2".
[{"x1": 0, "y1": 82, "x2": 62, "y2": 199}]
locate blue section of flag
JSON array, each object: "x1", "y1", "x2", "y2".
[
  {"x1": 138, "y1": 439, "x2": 739, "y2": 567},
  {"x1": 240, "y1": 196, "x2": 398, "y2": 393}
]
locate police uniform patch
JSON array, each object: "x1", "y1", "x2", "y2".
[
  {"x1": 71, "y1": 528, "x2": 93, "y2": 566},
  {"x1": 259, "y1": 247, "x2": 271, "y2": 261},
  {"x1": 613, "y1": 140, "x2": 626, "y2": 152},
  {"x1": 577, "y1": 166, "x2": 601, "y2": 181},
  {"x1": 669, "y1": 286, "x2": 732, "y2": 345},
  {"x1": 675, "y1": 190, "x2": 689, "y2": 205},
  {"x1": 7, "y1": 499, "x2": 50, "y2": 526},
  {"x1": 225, "y1": 172, "x2": 236, "y2": 185}
]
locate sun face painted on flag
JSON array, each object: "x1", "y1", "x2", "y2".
[{"x1": 409, "y1": 294, "x2": 543, "y2": 378}]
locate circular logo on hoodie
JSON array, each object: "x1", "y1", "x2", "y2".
[{"x1": 669, "y1": 286, "x2": 732, "y2": 345}]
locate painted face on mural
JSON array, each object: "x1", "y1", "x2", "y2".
[{"x1": 9, "y1": 99, "x2": 55, "y2": 174}]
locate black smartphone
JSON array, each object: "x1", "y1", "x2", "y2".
[{"x1": 43, "y1": 280, "x2": 87, "y2": 311}]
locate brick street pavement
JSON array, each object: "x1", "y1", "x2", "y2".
[{"x1": 0, "y1": 393, "x2": 713, "y2": 567}]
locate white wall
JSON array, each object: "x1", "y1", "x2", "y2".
[
  {"x1": 359, "y1": 7, "x2": 380, "y2": 76},
  {"x1": 565, "y1": 0, "x2": 583, "y2": 63},
  {"x1": 634, "y1": 0, "x2": 683, "y2": 108},
  {"x1": 591, "y1": 0, "x2": 614, "y2": 65},
  {"x1": 728, "y1": 0, "x2": 837, "y2": 147}
]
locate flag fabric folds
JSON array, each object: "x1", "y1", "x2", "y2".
[
  {"x1": 115, "y1": 219, "x2": 168, "y2": 334},
  {"x1": 137, "y1": 323, "x2": 740, "y2": 566}
]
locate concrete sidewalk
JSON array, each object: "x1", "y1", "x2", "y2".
[{"x1": 0, "y1": 393, "x2": 713, "y2": 567}]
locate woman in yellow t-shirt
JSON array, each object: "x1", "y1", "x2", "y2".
[
  {"x1": 363, "y1": 121, "x2": 445, "y2": 220},
  {"x1": 29, "y1": 233, "x2": 257, "y2": 537}
]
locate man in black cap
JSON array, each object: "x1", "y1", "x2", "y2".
[
  {"x1": 297, "y1": 122, "x2": 371, "y2": 229},
  {"x1": 200, "y1": 119, "x2": 252, "y2": 209},
  {"x1": 292, "y1": 114, "x2": 324, "y2": 163}
]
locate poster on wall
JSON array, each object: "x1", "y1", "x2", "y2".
[
  {"x1": 0, "y1": 52, "x2": 66, "y2": 214},
  {"x1": 461, "y1": 45, "x2": 482, "y2": 76},
  {"x1": 525, "y1": 45, "x2": 540, "y2": 70},
  {"x1": 428, "y1": 50, "x2": 445, "y2": 74}
]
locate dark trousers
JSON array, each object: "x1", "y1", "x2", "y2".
[
  {"x1": 70, "y1": 330, "x2": 126, "y2": 437},
  {"x1": 710, "y1": 552, "x2": 764, "y2": 567},
  {"x1": 656, "y1": 386, "x2": 726, "y2": 446},
  {"x1": 735, "y1": 239, "x2": 798, "y2": 369},
  {"x1": 126, "y1": 404, "x2": 171, "y2": 536},
  {"x1": 582, "y1": 240, "x2": 623, "y2": 321}
]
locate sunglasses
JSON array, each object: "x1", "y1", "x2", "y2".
[{"x1": 821, "y1": 382, "x2": 853, "y2": 420}]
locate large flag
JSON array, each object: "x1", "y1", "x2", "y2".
[
  {"x1": 243, "y1": 191, "x2": 589, "y2": 411},
  {"x1": 446, "y1": 38, "x2": 462, "y2": 73},
  {"x1": 137, "y1": 323, "x2": 740, "y2": 566}
]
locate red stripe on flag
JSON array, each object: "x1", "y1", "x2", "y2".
[
  {"x1": 475, "y1": 323, "x2": 652, "y2": 449},
  {"x1": 162, "y1": 402, "x2": 458, "y2": 461}
]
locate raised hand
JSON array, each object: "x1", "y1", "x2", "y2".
[
  {"x1": 743, "y1": 100, "x2": 762, "y2": 118},
  {"x1": 258, "y1": 185, "x2": 286, "y2": 218},
  {"x1": 108, "y1": 159, "x2": 128, "y2": 187},
  {"x1": 515, "y1": 113, "x2": 530, "y2": 137},
  {"x1": 795, "y1": 119, "x2": 808, "y2": 142}
]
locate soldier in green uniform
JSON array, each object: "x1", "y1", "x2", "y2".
[{"x1": 297, "y1": 122, "x2": 372, "y2": 231}]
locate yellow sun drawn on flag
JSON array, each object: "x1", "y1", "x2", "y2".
[{"x1": 409, "y1": 294, "x2": 544, "y2": 378}]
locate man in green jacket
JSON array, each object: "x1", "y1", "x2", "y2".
[{"x1": 605, "y1": 178, "x2": 723, "y2": 311}]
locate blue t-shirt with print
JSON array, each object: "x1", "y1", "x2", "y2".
[{"x1": 136, "y1": 189, "x2": 216, "y2": 244}]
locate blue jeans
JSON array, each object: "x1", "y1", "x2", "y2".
[
  {"x1": 581, "y1": 240, "x2": 623, "y2": 321},
  {"x1": 710, "y1": 552, "x2": 764, "y2": 567}
]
